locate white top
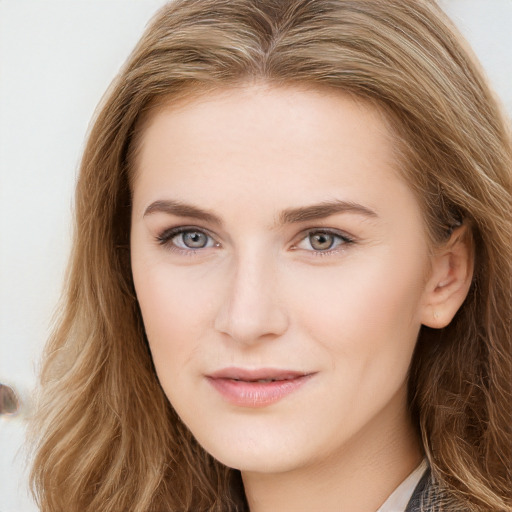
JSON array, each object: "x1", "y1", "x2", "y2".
[{"x1": 376, "y1": 460, "x2": 428, "y2": 512}]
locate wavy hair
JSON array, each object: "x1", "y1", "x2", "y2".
[{"x1": 30, "y1": 1, "x2": 511, "y2": 511}]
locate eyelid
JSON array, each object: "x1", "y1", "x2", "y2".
[
  {"x1": 156, "y1": 225, "x2": 220, "y2": 252},
  {"x1": 154, "y1": 225, "x2": 356, "y2": 256},
  {"x1": 291, "y1": 227, "x2": 356, "y2": 254}
]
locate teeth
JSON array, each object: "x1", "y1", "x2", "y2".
[{"x1": 257, "y1": 379, "x2": 274, "y2": 383}]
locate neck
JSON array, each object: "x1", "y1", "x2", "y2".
[{"x1": 241, "y1": 391, "x2": 422, "y2": 512}]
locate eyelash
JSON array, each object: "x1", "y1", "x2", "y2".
[
  {"x1": 291, "y1": 228, "x2": 355, "y2": 256},
  {"x1": 156, "y1": 226, "x2": 219, "y2": 255},
  {"x1": 155, "y1": 226, "x2": 355, "y2": 256}
]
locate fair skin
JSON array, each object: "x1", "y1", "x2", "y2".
[{"x1": 130, "y1": 84, "x2": 472, "y2": 512}]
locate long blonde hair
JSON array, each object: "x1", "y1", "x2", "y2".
[{"x1": 30, "y1": 1, "x2": 511, "y2": 511}]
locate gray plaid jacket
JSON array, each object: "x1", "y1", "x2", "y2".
[
  {"x1": 405, "y1": 469, "x2": 434, "y2": 512},
  {"x1": 404, "y1": 469, "x2": 471, "y2": 512}
]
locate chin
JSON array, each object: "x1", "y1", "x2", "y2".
[
  {"x1": 210, "y1": 443, "x2": 304, "y2": 474},
  {"x1": 189, "y1": 417, "x2": 317, "y2": 474}
]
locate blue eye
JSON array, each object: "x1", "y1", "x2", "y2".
[
  {"x1": 157, "y1": 227, "x2": 217, "y2": 251},
  {"x1": 177, "y1": 231, "x2": 209, "y2": 249},
  {"x1": 295, "y1": 230, "x2": 353, "y2": 252}
]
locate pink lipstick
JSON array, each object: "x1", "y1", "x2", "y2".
[{"x1": 206, "y1": 368, "x2": 314, "y2": 407}]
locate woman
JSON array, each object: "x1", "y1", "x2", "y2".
[{"x1": 30, "y1": 0, "x2": 511, "y2": 511}]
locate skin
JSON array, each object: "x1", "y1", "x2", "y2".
[{"x1": 130, "y1": 84, "x2": 471, "y2": 512}]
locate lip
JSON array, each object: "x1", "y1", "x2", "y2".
[{"x1": 206, "y1": 367, "x2": 314, "y2": 408}]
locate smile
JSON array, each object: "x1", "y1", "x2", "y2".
[{"x1": 206, "y1": 368, "x2": 315, "y2": 407}]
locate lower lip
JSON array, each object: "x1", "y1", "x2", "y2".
[{"x1": 206, "y1": 375, "x2": 313, "y2": 407}]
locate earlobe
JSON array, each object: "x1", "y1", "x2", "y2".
[{"x1": 421, "y1": 225, "x2": 474, "y2": 329}]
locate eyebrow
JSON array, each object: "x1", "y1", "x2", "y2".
[
  {"x1": 279, "y1": 200, "x2": 378, "y2": 224},
  {"x1": 144, "y1": 200, "x2": 223, "y2": 225},
  {"x1": 143, "y1": 199, "x2": 378, "y2": 225}
]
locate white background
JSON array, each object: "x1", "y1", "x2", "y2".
[{"x1": 0, "y1": 1, "x2": 511, "y2": 511}]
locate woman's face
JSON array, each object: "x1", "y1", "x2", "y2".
[{"x1": 130, "y1": 85, "x2": 432, "y2": 474}]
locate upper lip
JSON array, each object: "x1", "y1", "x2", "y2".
[{"x1": 207, "y1": 367, "x2": 313, "y2": 381}]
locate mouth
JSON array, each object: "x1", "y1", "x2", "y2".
[{"x1": 206, "y1": 368, "x2": 314, "y2": 407}]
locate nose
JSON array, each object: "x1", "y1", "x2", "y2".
[{"x1": 214, "y1": 250, "x2": 289, "y2": 345}]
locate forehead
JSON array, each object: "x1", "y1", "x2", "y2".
[
  {"x1": 131, "y1": 83, "x2": 417, "y2": 224},
  {"x1": 136, "y1": 83, "x2": 396, "y2": 145}
]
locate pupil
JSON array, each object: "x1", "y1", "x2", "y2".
[
  {"x1": 310, "y1": 232, "x2": 333, "y2": 250},
  {"x1": 183, "y1": 232, "x2": 207, "y2": 248}
]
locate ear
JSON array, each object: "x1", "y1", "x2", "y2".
[{"x1": 420, "y1": 225, "x2": 474, "y2": 329}]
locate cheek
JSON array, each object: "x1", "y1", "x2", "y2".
[
  {"x1": 287, "y1": 249, "x2": 426, "y2": 366},
  {"x1": 132, "y1": 260, "x2": 219, "y2": 377},
  {"x1": 281, "y1": 253, "x2": 426, "y2": 437}
]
